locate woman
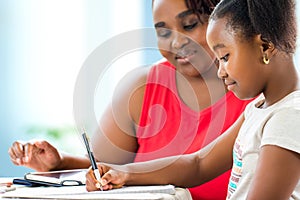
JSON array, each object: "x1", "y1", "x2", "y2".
[
  {"x1": 8, "y1": 0, "x2": 252, "y2": 199},
  {"x1": 85, "y1": 0, "x2": 300, "y2": 199}
]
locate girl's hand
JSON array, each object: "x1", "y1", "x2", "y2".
[{"x1": 85, "y1": 163, "x2": 127, "y2": 192}]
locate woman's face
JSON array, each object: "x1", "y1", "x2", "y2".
[
  {"x1": 206, "y1": 18, "x2": 267, "y2": 99},
  {"x1": 152, "y1": 0, "x2": 216, "y2": 77}
]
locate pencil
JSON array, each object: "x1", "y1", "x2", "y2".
[{"x1": 82, "y1": 131, "x2": 103, "y2": 191}]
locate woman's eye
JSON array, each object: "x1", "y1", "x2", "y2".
[
  {"x1": 157, "y1": 28, "x2": 171, "y2": 38},
  {"x1": 220, "y1": 54, "x2": 229, "y2": 62},
  {"x1": 183, "y1": 22, "x2": 198, "y2": 30}
]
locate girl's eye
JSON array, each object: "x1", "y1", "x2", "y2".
[
  {"x1": 220, "y1": 54, "x2": 229, "y2": 62},
  {"x1": 183, "y1": 22, "x2": 198, "y2": 30},
  {"x1": 156, "y1": 28, "x2": 171, "y2": 38}
]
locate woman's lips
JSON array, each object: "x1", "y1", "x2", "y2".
[{"x1": 175, "y1": 52, "x2": 196, "y2": 65}]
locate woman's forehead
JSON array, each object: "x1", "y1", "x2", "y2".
[{"x1": 152, "y1": 0, "x2": 189, "y2": 22}]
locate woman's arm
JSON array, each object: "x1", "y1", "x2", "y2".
[
  {"x1": 86, "y1": 113, "x2": 245, "y2": 191},
  {"x1": 91, "y1": 66, "x2": 149, "y2": 164},
  {"x1": 8, "y1": 140, "x2": 91, "y2": 171}
]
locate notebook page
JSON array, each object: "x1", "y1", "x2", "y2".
[
  {"x1": 97, "y1": 185, "x2": 175, "y2": 194},
  {"x1": 24, "y1": 169, "x2": 87, "y2": 185},
  {"x1": 1, "y1": 185, "x2": 176, "y2": 199}
]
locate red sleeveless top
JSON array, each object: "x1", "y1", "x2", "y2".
[{"x1": 135, "y1": 60, "x2": 252, "y2": 200}]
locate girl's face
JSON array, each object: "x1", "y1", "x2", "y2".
[
  {"x1": 206, "y1": 18, "x2": 268, "y2": 99},
  {"x1": 152, "y1": 0, "x2": 216, "y2": 77}
]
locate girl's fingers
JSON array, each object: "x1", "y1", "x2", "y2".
[
  {"x1": 85, "y1": 176, "x2": 95, "y2": 192},
  {"x1": 86, "y1": 168, "x2": 100, "y2": 191},
  {"x1": 101, "y1": 169, "x2": 124, "y2": 188}
]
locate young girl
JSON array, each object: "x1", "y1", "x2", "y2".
[{"x1": 86, "y1": 0, "x2": 300, "y2": 199}]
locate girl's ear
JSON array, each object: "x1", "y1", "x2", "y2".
[
  {"x1": 255, "y1": 35, "x2": 277, "y2": 63},
  {"x1": 256, "y1": 35, "x2": 276, "y2": 53}
]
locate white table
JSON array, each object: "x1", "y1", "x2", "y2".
[{"x1": 0, "y1": 178, "x2": 192, "y2": 200}]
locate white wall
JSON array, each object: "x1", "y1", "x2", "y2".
[{"x1": 0, "y1": 0, "x2": 153, "y2": 177}]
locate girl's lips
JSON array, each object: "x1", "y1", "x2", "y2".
[
  {"x1": 227, "y1": 84, "x2": 235, "y2": 91},
  {"x1": 224, "y1": 80, "x2": 236, "y2": 90},
  {"x1": 224, "y1": 80, "x2": 235, "y2": 86}
]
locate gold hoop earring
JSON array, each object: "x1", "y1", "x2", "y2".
[{"x1": 263, "y1": 54, "x2": 270, "y2": 65}]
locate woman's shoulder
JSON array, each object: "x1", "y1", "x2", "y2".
[
  {"x1": 117, "y1": 58, "x2": 171, "y2": 91},
  {"x1": 113, "y1": 60, "x2": 171, "y2": 122}
]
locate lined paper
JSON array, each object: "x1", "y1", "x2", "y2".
[{"x1": 1, "y1": 185, "x2": 177, "y2": 199}]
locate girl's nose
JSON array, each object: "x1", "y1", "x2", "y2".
[{"x1": 217, "y1": 64, "x2": 228, "y2": 79}]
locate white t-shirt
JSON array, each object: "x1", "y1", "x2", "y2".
[{"x1": 227, "y1": 91, "x2": 300, "y2": 199}]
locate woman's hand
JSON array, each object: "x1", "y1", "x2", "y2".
[
  {"x1": 8, "y1": 140, "x2": 62, "y2": 171},
  {"x1": 85, "y1": 163, "x2": 127, "y2": 192}
]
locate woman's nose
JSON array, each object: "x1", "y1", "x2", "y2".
[{"x1": 171, "y1": 32, "x2": 188, "y2": 50}]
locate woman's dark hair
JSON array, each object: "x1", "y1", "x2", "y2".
[
  {"x1": 210, "y1": 0, "x2": 297, "y2": 54},
  {"x1": 185, "y1": 0, "x2": 220, "y2": 23},
  {"x1": 152, "y1": 0, "x2": 220, "y2": 24},
  {"x1": 185, "y1": 0, "x2": 220, "y2": 15}
]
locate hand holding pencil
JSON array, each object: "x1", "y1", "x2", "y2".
[
  {"x1": 82, "y1": 131, "x2": 103, "y2": 191},
  {"x1": 85, "y1": 162, "x2": 126, "y2": 192}
]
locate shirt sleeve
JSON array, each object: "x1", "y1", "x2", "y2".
[{"x1": 261, "y1": 107, "x2": 300, "y2": 154}]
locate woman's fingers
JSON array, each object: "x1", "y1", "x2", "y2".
[
  {"x1": 34, "y1": 140, "x2": 50, "y2": 149},
  {"x1": 23, "y1": 143, "x2": 34, "y2": 163},
  {"x1": 9, "y1": 140, "x2": 46, "y2": 166},
  {"x1": 8, "y1": 141, "x2": 25, "y2": 165},
  {"x1": 8, "y1": 146, "x2": 20, "y2": 165}
]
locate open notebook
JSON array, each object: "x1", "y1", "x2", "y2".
[
  {"x1": 7, "y1": 169, "x2": 178, "y2": 199},
  {"x1": 13, "y1": 169, "x2": 87, "y2": 187},
  {"x1": 1, "y1": 184, "x2": 177, "y2": 199}
]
